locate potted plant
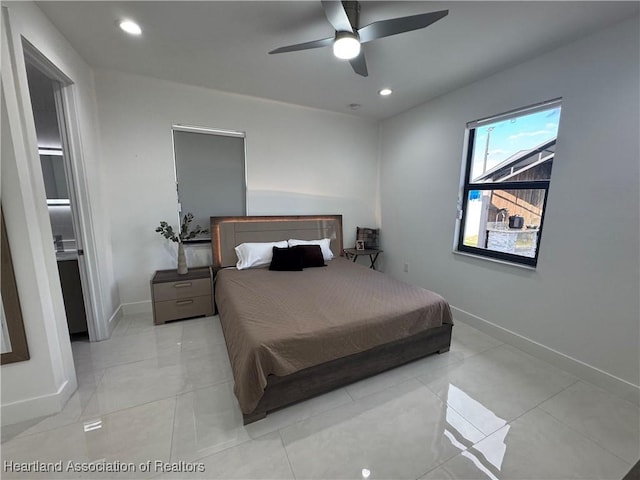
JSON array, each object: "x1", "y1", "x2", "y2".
[{"x1": 155, "y1": 213, "x2": 208, "y2": 274}]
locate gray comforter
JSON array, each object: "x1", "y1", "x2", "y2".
[{"x1": 215, "y1": 257, "x2": 453, "y2": 414}]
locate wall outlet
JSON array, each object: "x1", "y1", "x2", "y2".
[{"x1": 403, "y1": 263, "x2": 409, "y2": 273}]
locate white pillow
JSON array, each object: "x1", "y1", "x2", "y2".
[
  {"x1": 288, "y1": 238, "x2": 334, "y2": 261},
  {"x1": 235, "y1": 241, "x2": 288, "y2": 270}
]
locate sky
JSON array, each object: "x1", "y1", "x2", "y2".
[{"x1": 471, "y1": 106, "x2": 561, "y2": 181}]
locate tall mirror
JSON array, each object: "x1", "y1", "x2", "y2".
[{"x1": 1, "y1": 208, "x2": 30, "y2": 364}]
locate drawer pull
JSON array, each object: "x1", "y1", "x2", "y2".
[
  {"x1": 174, "y1": 282, "x2": 192, "y2": 288},
  {"x1": 175, "y1": 299, "x2": 194, "y2": 306}
]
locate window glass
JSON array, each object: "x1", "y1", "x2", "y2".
[
  {"x1": 469, "y1": 107, "x2": 560, "y2": 183},
  {"x1": 462, "y1": 188, "x2": 546, "y2": 258},
  {"x1": 457, "y1": 100, "x2": 561, "y2": 266}
]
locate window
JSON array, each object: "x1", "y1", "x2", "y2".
[
  {"x1": 456, "y1": 99, "x2": 561, "y2": 267},
  {"x1": 172, "y1": 126, "x2": 246, "y2": 241}
]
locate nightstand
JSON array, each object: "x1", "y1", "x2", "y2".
[
  {"x1": 151, "y1": 267, "x2": 214, "y2": 325},
  {"x1": 343, "y1": 248, "x2": 383, "y2": 270}
]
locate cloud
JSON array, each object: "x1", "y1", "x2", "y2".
[
  {"x1": 509, "y1": 130, "x2": 551, "y2": 140},
  {"x1": 545, "y1": 122, "x2": 558, "y2": 129}
]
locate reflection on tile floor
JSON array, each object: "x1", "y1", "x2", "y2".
[{"x1": 2, "y1": 313, "x2": 638, "y2": 479}]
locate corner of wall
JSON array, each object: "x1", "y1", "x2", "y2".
[
  {"x1": 452, "y1": 306, "x2": 640, "y2": 406},
  {"x1": 1, "y1": 376, "x2": 77, "y2": 426}
]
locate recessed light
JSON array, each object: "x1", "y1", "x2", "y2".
[
  {"x1": 378, "y1": 88, "x2": 393, "y2": 96},
  {"x1": 119, "y1": 20, "x2": 142, "y2": 36}
]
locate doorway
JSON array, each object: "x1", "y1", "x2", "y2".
[{"x1": 23, "y1": 54, "x2": 92, "y2": 341}]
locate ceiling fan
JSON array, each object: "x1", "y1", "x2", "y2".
[{"x1": 268, "y1": 1, "x2": 448, "y2": 77}]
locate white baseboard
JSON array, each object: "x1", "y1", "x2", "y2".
[
  {"x1": 106, "y1": 304, "x2": 123, "y2": 337},
  {"x1": 1, "y1": 378, "x2": 76, "y2": 426},
  {"x1": 121, "y1": 300, "x2": 152, "y2": 316},
  {"x1": 451, "y1": 306, "x2": 640, "y2": 406}
]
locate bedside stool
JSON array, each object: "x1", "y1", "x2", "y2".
[
  {"x1": 343, "y1": 248, "x2": 383, "y2": 270},
  {"x1": 151, "y1": 266, "x2": 213, "y2": 325}
]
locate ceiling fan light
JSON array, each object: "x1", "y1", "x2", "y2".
[{"x1": 333, "y1": 33, "x2": 361, "y2": 60}]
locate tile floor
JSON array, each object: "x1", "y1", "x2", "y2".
[{"x1": 2, "y1": 313, "x2": 638, "y2": 479}]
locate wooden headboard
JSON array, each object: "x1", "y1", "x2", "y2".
[{"x1": 210, "y1": 215, "x2": 343, "y2": 270}]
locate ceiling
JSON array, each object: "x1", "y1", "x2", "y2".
[{"x1": 36, "y1": 1, "x2": 639, "y2": 120}]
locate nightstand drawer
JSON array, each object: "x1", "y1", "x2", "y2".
[
  {"x1": 153, "y1": 295, "x2": 213, "y2": 324},
  {"x1": 153, "y1": 277, "x2": 211, "y2": 301}
]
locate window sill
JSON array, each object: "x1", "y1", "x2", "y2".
[{"x1": 452, "y1": 250, "x2": 537, "y2": 271}]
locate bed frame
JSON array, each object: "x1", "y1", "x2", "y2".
[{"x1": 210, "y1": 215, "x2": 452, "y2": 424}]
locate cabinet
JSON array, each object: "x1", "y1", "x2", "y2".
[
  {"x1": 58, "y1": 257, "x2": 88, "y2": 334},
  {"x1": 151, "y1": 267, "x2": 213, "y2": 325}
]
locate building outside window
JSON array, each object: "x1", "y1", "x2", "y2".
[{"x1": 456, "y1": 99, "x2": 562, "y2": 267}]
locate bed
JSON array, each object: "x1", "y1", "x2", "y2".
[{"x1": 211, "y1": 215, "x2": 453, "y2": 424}]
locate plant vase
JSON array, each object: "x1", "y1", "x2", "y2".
[
  {"x1": 156, "y1": 213, "x2": 205, "y2": 274},
  {"x1": 177, "y1": 242, "x2": 188, "y2": 275}
]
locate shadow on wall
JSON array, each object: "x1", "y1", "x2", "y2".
[
  {"x1": 185, "y1": 243, "x2": 213, "y2": 268},
  {"x1": 154, "y1": 241, "x2": 202, "y2": 271},
  {"x1": 248, "y1": 189, "x2": 356, "y2": 213},
  {"x1": 249, "y1": 189, "x2": 375, "y2": 238}
]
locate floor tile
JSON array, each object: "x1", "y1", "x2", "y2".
[
  {"x1": 76, "y1": 367, "x2": 106, "y2": 390},
  {"x1": 123, "y1": 313, "x2": 159, "y2": 336},
  {"x1": 110, "y1": 314, "x2": 132, "y2": 337},
  {"x1": 344, "y1": 322, "x2": 494, "y2": 399},
  {"x1": 159, "y1": 433, "x2": 294, "y2": 479},
  {"x1": 5, "y1": 310, "x2": 635, "y2": 480},
  {"x1": 1, "y1": 397, "x2": 175, "y2": 479},
  {"x1": 391, "y1": 349, "x2": 466, "y2": 386},
  {"x1": 72, "y1": 325, "x2": 184, "y2": 372},
  {"x1": 11, "y1": 387, "x2": 95, "y2": 440},
  {"x1": 2, "y1": 370, "x2": 105, "y2": 442},
  {"x1": 448, "y1": 322, "x2": 503, "y2": 359},
  {"x1": 344, "y1": 364, "x2": 417, "y2": 401},
  {"x1": 422, "y1": 408, "x2": 631, "y2": 480},
  {"x1": 244, "y1": 387, "x2": 353, "y2": 440},
  {"x1": 170, "y1": 383, "x2": 250, "y2": 462},
  {"x1": 422, "y1": 344, "x2": 577, "y2": 435},
  {"x1": 180, "y1": 316, "x2": 226, "y2": 352},
  {"x1": 280, "y1": 379, "x2": 485, "y2": 479},
  {"x1": 539, "y1": 381, "x2": 640, "y2": 464},
  {"x1": 81, "y1": 344, "x2": 232, "y2": 417}
]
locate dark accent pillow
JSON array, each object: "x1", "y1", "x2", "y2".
[
  {"x1": 269, "y1": 246, "x2": 303, "y2": 271},
  {"x1": 356, "y1": 227, "x2": 379, "y2": 249},
  {"x1": 292, "y1": 245, "x2": 326, "y2": 268}
]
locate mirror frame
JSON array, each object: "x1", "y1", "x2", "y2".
[{"x1": 1, "y1": 208, "x2": 30, "y2": 364}]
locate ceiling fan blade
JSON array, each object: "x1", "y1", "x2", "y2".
[
  {"x1": 349, "y1": 52, "x2": 368, "y2": 77},
  {"x1": 358, "y1": 10, "x2": 448, "y2": 44},
  {"x1": 321, "y1": 0, "x2": 353, "y2": 33},
  {"x1": 269, "y1": 36, "x2": 334, "y2": 54}
]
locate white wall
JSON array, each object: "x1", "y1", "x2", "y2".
[
  {"x1": 94, "y1": 70, "x2": 380, "y2": 305},
  {"x1": 379, "y1": 17, "x2": 639, "y2": 398},
  {"x1": 1, "y1": 2, "x2": 118, "y2": 424}
]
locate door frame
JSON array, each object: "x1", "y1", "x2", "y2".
[{"x1": 22, "y1": 40, "x2": 106, "y2": 341}]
